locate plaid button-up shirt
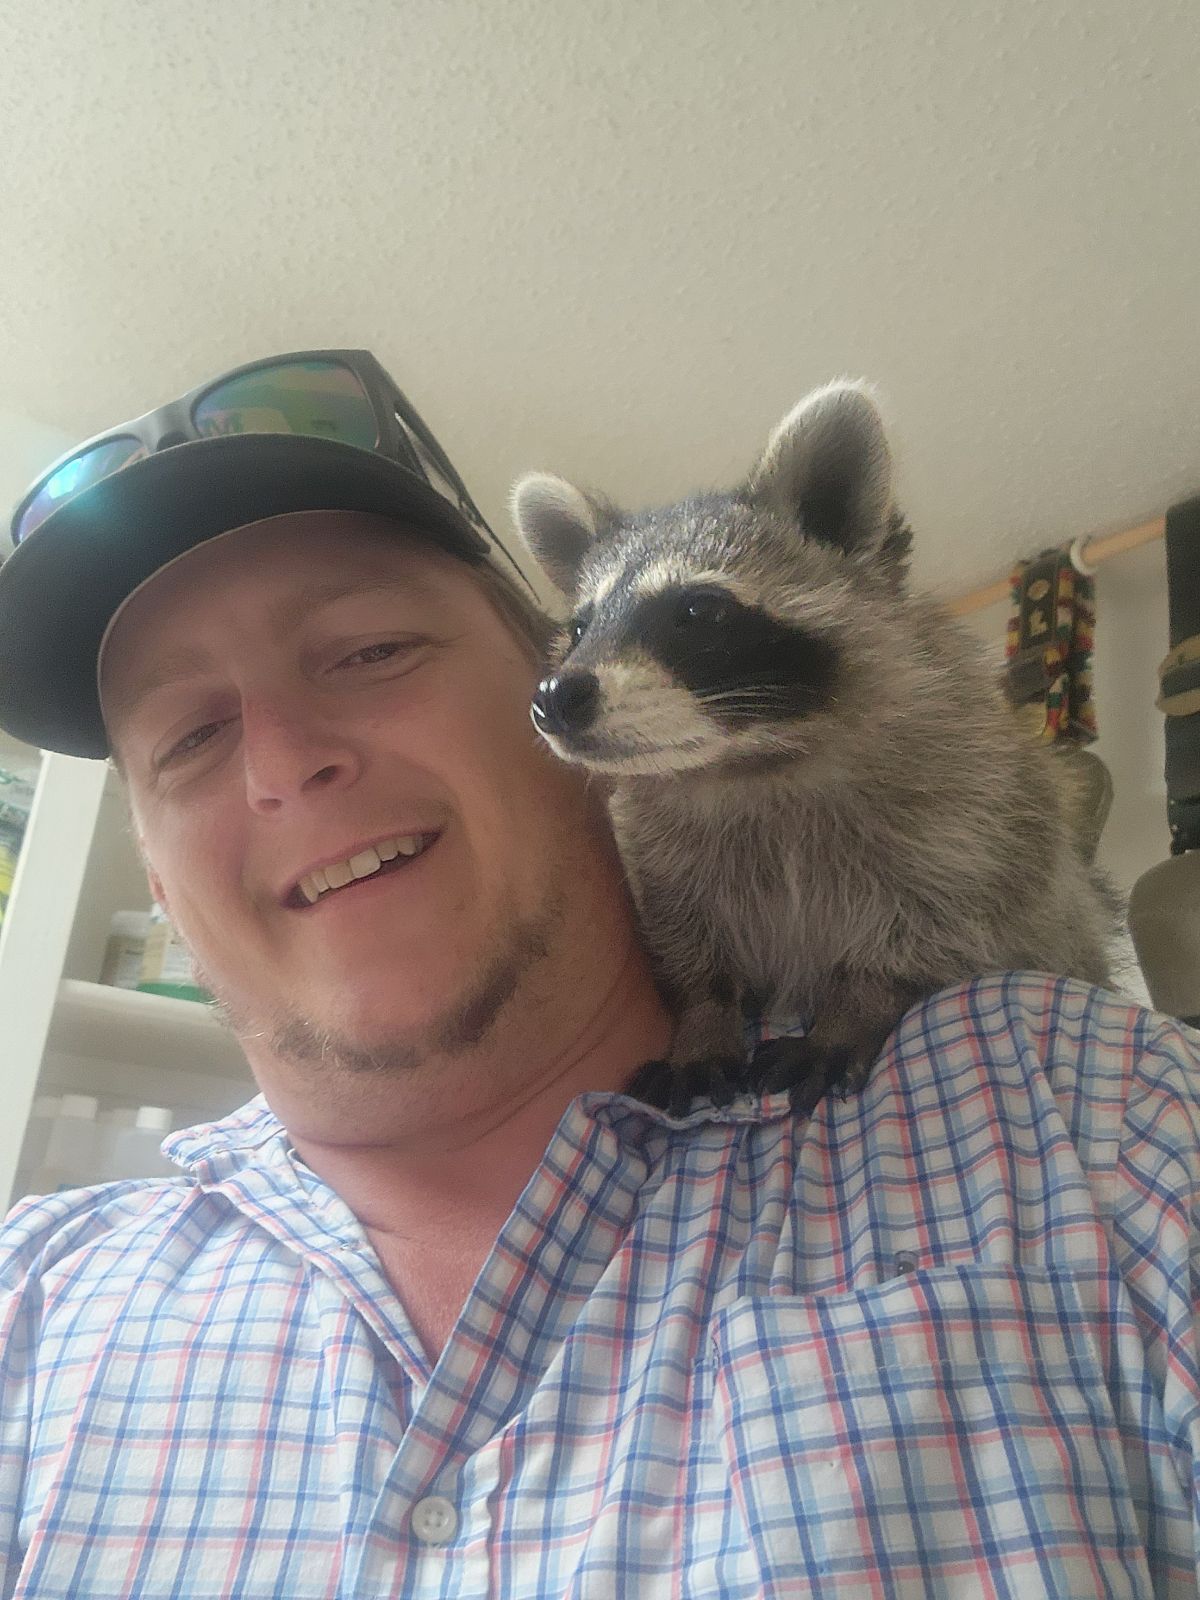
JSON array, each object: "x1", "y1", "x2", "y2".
[{"x1": 3, "y1": 973, "x2": 1200, "y2": 1598}]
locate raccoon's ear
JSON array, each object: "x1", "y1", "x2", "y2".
[
  {"x1": 510, "y1": 473, "x2": 599, "y2": 597},
  {"x1": 748, "y1": 380, "x2": 893, "y2": 555}
]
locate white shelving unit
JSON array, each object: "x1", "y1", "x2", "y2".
[
  {"x1": 0, "y1": 739, "x2": 253, "y2": 1208},
  {"x1": 48, "y1": 980, "x2": 250, "y2": 1078}
]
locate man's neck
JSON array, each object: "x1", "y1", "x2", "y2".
[{"x1": 276, "y1": 937, "x2": 672, "y2": 1254}]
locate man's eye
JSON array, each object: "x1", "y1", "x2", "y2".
[
  {"x1": 338, "y1": 640, "x2": 408, "y2": 668},
  {"x1": 161, "y1": 721, "x2": 225, "y2": 766}
]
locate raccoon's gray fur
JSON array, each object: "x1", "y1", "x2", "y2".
[{"x1": 512, "y1": 380, "x2": 1121, "y2": 1115}]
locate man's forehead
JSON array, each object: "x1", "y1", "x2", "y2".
[
  {"x1": 261, "y1": 573, "x2": 438, "y2": 627},
  {"x1": 123, "y1": 572, "x2": 418, "y2": 661},
  {"x1": 99, "y1": 564, "x2": 447, "y2": 727}
]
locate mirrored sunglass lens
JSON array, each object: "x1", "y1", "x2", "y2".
[
  {"x1": 15, "y1": 435, "x2": 148, "y2": 543},
  {"x1": 192, "y1": 359, "x2": 378, "y2": 449}
]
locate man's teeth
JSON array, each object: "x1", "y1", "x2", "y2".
[{"x1": 297, "y1": 835, "x2": 426, "y2": 904}]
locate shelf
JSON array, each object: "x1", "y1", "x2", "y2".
[{"x1": 47, "y1": 980, "x2": 253, "y2": 1081}]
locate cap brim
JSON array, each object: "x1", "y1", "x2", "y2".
[{"x1": 0, "y1": 433, "x2": 494, "y2": 759}]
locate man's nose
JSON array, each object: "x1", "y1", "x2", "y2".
[{"x1": 239, "y1": 697, "x2": 361, "y2": 812}]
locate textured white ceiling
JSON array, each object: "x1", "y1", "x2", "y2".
[{"x1": 1, "y1": 0, "x2": 1197, "y2": 597}]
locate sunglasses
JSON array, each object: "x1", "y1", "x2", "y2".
[{"x1": 10, "y1": 348, "x2": 498, "y2": 554}]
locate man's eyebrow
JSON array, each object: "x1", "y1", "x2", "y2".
[
  {"x1": 262, "y1": 576, "x2": 428, "y2": 632},
  {"x1": 104, "y1": 644, "x2": 217, "y2": 722},
  {"x1": 108, "y1": 578, "x2": 431, "y2": 720}
]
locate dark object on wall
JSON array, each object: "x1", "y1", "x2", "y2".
[
  {"x1": 1004, "y1": 545, "x2": 1099, "y2": 744},
  {"x1": 1003, "y1": 542, "x2": 1114, "y2": 864},
  {"x1": 1129, "y1": 495, "x2": 1200, "y2": 1026}
]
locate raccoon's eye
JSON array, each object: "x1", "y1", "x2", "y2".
[
  {"x1": 567, "y1": 606, "x2": 593, "y2": 647},
  {"x1": 676, "y1": 591, "x2": 731, "y2": 628}
]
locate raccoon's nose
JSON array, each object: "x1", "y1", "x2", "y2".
[{"x1": 532, "y1": 672, "x2": 601, "y2": 737}]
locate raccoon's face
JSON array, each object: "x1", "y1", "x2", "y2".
[
  {"x1": 528, "y1": 550, "x2": 843, "y2": 775},
  {"x1": 513, "y1": 379, "x2": 911, "y2": 780}
]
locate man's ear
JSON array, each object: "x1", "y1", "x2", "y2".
[
  {"x1": 146, "y1": 864, "x2": 167, "y2": 913},
  {"x1": 510, "y1": 473, "x2": 599, "y2": 598},
  {"x1": 132, "y1": 825, "x2": 168, "y2": 916},
  {"x1": 747, "y1": 379, "x2": 895, "y2": 556},
  {"x1": 121, "y1": 790, "x2": 172, "y2": 917}
]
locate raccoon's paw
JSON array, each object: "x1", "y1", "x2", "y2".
[
  {"x1": 749, "y1": 1036, "x2": 871, "y2": 1118},
  {"x1": 626, "y1": 1057, "x2": 673, "y2": 1108},
  {"x1": 626, "y1": 1054, "x2": 747, "y2": 1117},
  {"x1": 678, "y1": 1054, "x2": 747, "y2": 1114}
]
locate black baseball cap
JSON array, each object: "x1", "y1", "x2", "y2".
[{"x1": 0, "y1": 351, "x2": 536, "y2": 759}]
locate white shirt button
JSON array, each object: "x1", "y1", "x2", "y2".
[{"x1": 411, "y1": 1495, "x2": 458, "y2": 1545}]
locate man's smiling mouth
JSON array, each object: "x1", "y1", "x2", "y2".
[{"x1": 287, "y1": 832, "x2": 440, "y2": 909}]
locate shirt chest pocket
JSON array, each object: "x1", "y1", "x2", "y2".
[{"x1": 710, "y1": 1266, "x2": 1153, "y2": 1600}]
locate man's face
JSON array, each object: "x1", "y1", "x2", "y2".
[{"x1": 101, "y1": 512, "x2": 603, "y2": 1080}]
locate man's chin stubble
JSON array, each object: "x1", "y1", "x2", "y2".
[{"x1": 197, "y1": 907, "x2": 557, "y2": 1078}]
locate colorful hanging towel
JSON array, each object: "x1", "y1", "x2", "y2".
[{"x1": 1004, "y1": 547, "x2": 1099, "y2": 746}]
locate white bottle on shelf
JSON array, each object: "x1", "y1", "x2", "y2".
[
  {"x1": 110, "y1": 1105, "x2": 176, "y2": 1181},
  {"x1": 29, "y1": 1093, "x2": 100, "y2": 1193},
  {"x1": 93, "y1": 1105, "x2": 140, "y2": 1182},
  {"x1": 99, "y1": 909, "x2": 152, "y2": 989}
]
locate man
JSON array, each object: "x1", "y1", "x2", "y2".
[{"x1": 1, "y1": 349, "x2": 1198, "y2": 1599}]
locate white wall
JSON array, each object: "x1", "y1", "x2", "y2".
[{"x1": 1, "y1": 0, "x2": 1197, "y2": 603}]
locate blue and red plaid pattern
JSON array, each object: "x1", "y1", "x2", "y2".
[{"x1": 3, "y1": 973, "x2": 1200, "y2": 1598}]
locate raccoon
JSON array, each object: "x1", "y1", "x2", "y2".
[{"x1": 511, "y1": 381, "x2": 1120, "y2": 1117}]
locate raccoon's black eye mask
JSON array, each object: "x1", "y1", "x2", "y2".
[{"x1": 569, "y1": 586, "x2": 732, "y2": 652}]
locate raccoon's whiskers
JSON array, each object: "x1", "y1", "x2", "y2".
[
  {"x1": 696, "y1": 687, "x2": 797, "y2": 719},
  {"x1": 696, "y1": 685, "x2": 793, "y2": 703}
]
